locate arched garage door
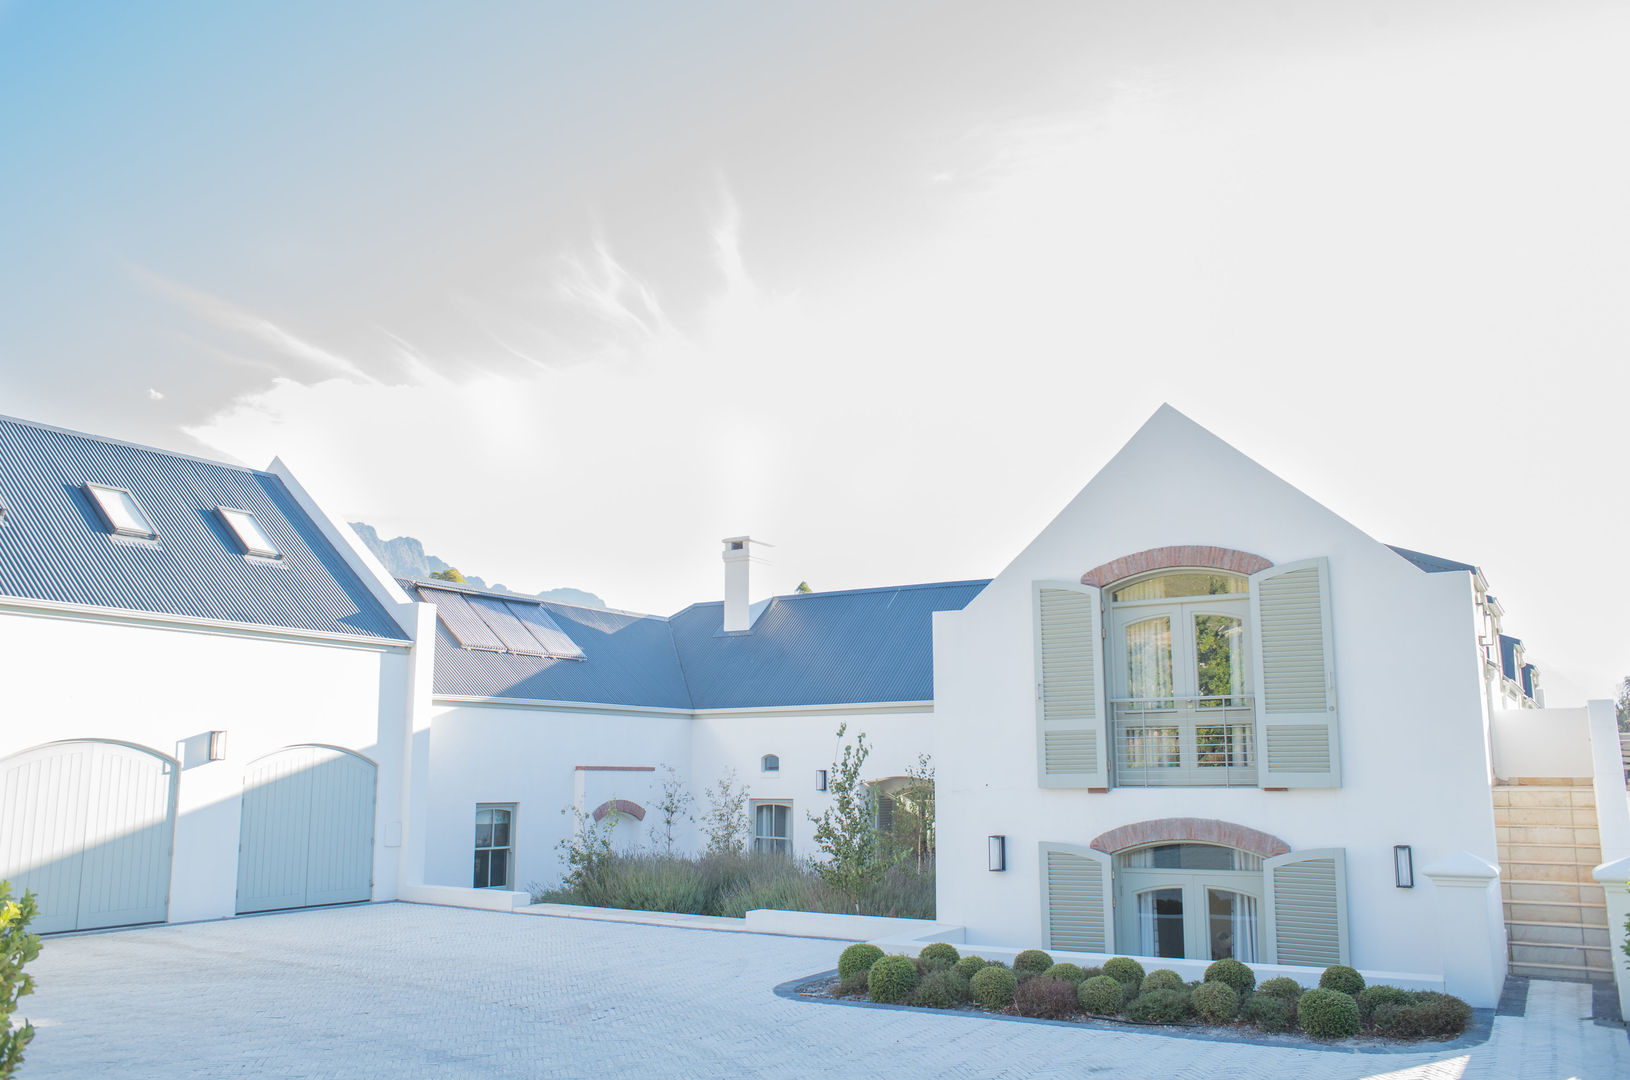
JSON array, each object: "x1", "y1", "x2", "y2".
[
  {"x1": 0, "y1": 740, "x2": 177, "y2": 934},
  {"x1": 236, "y1": 745, "x2": 377, "y2": 914}
]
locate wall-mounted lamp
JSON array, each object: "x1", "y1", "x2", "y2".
[
  {"x1": 988, "y1": 835, "x2": 1006, "y2": 872},
  {"x1": 1394, "y1": 845, "x2": 1414, "y2": 888},
  {"x1": 208, "y1": 730, "x2": 228, "y2": 762},
  {"x1": 816, "y1": 769, "x2": 828, "y2": 792}
]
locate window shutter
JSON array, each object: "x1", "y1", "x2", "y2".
[
  {"x1": 1248, "y1": 557, "x2": 1341, "y2": 788},
  {"x1": 1034, "y1": 582, "x2": 1108, "y2": 789},
  {"x1": 1039, "y1": 843, "x2": 1111, "y2": 953},
  {"x1": 1263, "y1": 848, "x2": 1349, "y2": 966}
]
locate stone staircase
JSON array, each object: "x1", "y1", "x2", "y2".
[{"x1": 1493, "y1": 778, "x2": 1613, "y2": 982}]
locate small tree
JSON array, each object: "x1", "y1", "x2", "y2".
[
  {"x1": 555, "y1": 803, "x2": 620, "y2": 895},
  {"x1": 1616, "y1": 677, "x2": 1630, "y2": 732},
  {"x1": 883, "y1": 753, "x2": 936, "y2": 872},
  {"x1": 796, "y1": 581, "x2": 813, "y2": 594},
  {"x1": 648, "y1": 766, "x2": 694, "y2": 855},
  {"x1": 429, "y1": 567, "x2": 467, "y2": 583},
  {"x1": 1, "y1": 882, "x2": 41, "y2": 1080},
  {"x1": 809, "y1": 723, "x2": 890, "y2": 905},
  {"x1": 701, "y1": 768, "x2": 750, "y2": 855}
]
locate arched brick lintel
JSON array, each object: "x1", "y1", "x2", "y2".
[
  {"x1": 1089, "y1": 818, "x2": 1291, "y2": 858},
  {"x1": 1081, "y1": 546, "x2": 1272, "y2": 588},
  {"x1": 592, "y1": 798, "x2": 646, "y2": 823}
]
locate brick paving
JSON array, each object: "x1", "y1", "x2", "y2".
[{"x1": 17, "y1": 903, "x2": 1630, "y2": 1079}]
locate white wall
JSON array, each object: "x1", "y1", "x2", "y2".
[
  {"x1": 1490, "y1": 707, "x2": 1594, "y2": 779},
  {"x1": 932, "y1": 408, "x2": 1500, "y2": 988},
  {"x1": 0, "y1": 605, "x2": 411, "y2": 923}
]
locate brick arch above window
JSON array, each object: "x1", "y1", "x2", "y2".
[
  {"x1": 1089, "y1": 817, "x2": 1291, "y2": 859},
  {"x1": 591, "y1": 798, "x2": 646, "y2": 823},
  {"x1": 1080, "y1": 546, "x2": 1273, "y2": 588}
]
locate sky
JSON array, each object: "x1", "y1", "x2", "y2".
[{"x1": 1, "y1": 1, "x2": 1626, "y2": 703}]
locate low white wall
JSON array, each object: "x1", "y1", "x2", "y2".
[
  {"x1": 400, "y1": 883, "x2": 531, "y2": 911},
  {"x1": 0, "y1": 607, "x2": 412, "y2": 924},
  {"x1": 1491, "y1": 707, "x2": 1595, "y2": 779}
]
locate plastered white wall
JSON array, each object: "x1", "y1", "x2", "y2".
[
  {"x1": 1490, "y1": 707, "x2": 1594, "y2": 779},
  {"x1": 0, "y1": 606, "x2": 411, "y2": 923},
  {"x1": 932, "y1": 407, "x2": 1499, "y2": 987}
]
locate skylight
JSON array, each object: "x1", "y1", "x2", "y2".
[
  {"x1": 84, "y1": 483, "x2": 156, "y2": 539},
  {"x1": 216, "y1": 506, "x2": 282, "y2": 559}
]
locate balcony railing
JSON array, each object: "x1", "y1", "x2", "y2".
[{"x1": 1111, "y1": 696, "x2": 1258, "y2": 787}]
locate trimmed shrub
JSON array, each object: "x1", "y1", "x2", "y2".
[
  {"x1": 1141, "y1": 969, "x2": 1184, "y2": 994},
  {"x1": 953, "y1": 956, "x2": 989, "y2": 980},
  {"x1": 1203, "y1": 957, "x2": 1256, "y2": 995},
  {"x1": 1243, "y1": 991, "x2": 1295, "y2": 1033},
  {"x1": 1298, "y1": 988, "x2": 1360, "y2": 1039},
  {"x1": 1013, "y1": 949, "x2": 1054, "y2": 976},
  {"x1": 1356, "y1": 985, "x2": 1412, "y2": 1026},
  {"x1": 838, "y1": 971, "x2": 869, "y2": 996},
  {"x1": 1371, "y1": 991, "x2": 1473, "y2": 1039},
  {"x1": 1080, "y1": 966, "x2": 1103, "y2": 981},
  {"x1": 1257, "y1": 976, "x2": 1304, "y2": 1002},
  {"x1": 970, "y1": 965, "x2": 1018, "y2": 1010},
  {"x1": 1124, "y1": 988, "x2": 1188, "y2": 1024},
  {"x1": 1043, "y1": 962, "x2": 1089, "y2": 985},
  {"x1": 919, "y1": 942, "x2": 960, "y2": 969},
  {"x1": 1191, "y1": 981, "x2": 1239, "y2": 1024},
  {"x1": 1102, "y1": 956, "x2": 1146, "y2": 987},
  {"x1": 1319, "y1": 965, "x2": 1365, "y2": 996},
  {"x1": 913, "y1": 968, "x2": 971, "y2": 1009},
  {"x1": 867, "y1": 955, "x2": 920, "y2": 1004},
  {"x1": 839, "y1": 943, "x2": 885, "y2": 981},
  {"x1": 1077, "y1": 975, "x2": 1127, "y2": 1016},
  {"x1": 1014, "y1": 975, "x2": 1079, "y2": 1019}
]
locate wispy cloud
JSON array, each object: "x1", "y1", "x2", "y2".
[
  {"x1": 146, "y1": 388, "x2": 164, "y2": 401},
  {"x1": 553, "y1": 240, "x2": 672, "y2": 343}
]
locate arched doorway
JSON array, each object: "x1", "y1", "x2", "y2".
[{"x1": 236, "y1": 745, "x2": 376, "y2": 914}]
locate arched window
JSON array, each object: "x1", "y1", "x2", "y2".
[
  {"x1": 761, "y1": 754, "x2": 780, "y2": 773},
  {"x1": 1113, "y1": 842, "x2": 1262, "y2": 962}
]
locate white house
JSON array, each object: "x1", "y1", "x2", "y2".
[{"x1": 929, "y1": 405, "x2": 1628, "y2": 1007}]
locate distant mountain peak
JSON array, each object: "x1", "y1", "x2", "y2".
[{"x1": 348, "y1": 522, "x2": 605, "y2": 608}]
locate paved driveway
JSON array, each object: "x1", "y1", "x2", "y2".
[{"x1": 17, "y1": 903, "x2": 1629, "y2": 1079}]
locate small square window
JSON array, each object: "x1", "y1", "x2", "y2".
[
  {"x1": 84, "y1": 483, "x2": 156, "y2": 539},
  {"x1": 217, "y1": 506, "x2": 281, "y2": 559},
  {"x1": 474, "y1": 804, "x2": 515, "y2": 889},
  {"x1": 761, "y1": 754, "x2": 780, "y2": 773}
]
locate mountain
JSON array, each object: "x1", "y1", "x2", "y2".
[{"x1": 348, "y1": 523, "x2": 605, "y2": 609}]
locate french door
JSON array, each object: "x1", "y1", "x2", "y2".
[{"x1": 1114, "y1": 869, "x2": 1263, "y2": 962}]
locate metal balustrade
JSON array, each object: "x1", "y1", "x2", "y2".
[{"x1": 1111, "y1": 697, "x2": 1258, "y2": 787}]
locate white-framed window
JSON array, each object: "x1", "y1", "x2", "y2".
[
  {"x1": 761, "y1": 754, "x2": 780, "y2": 773},
  {"x1": 751, "y1": 800, "x2": 791, "y2": 856},
  {"x1": 216, "y1": 506, "x2": 282, "y2": 559},
  {"x1": 84, "y1": 482, "x2": 157, "y2": 539},
  {"x1": 474, "y1": 804, "x2": 514, "y2": 889}
]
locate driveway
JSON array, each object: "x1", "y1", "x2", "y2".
[{"x1": 18, "y1": 902, "x2": 1629, "y2": 1078}]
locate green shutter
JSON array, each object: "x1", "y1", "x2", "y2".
[
  {"x1": 1035, "y1": 582, "x2": 1108, "y2": 788},
  {"x1": 1039, "y1": 843, "x2": 1111, "y2": 953},
  {"x1": 1263, "y1": 848, "x2": 1349, "y2": 966},
  {"x1": 1249, "y1": 557, "x2": 1341, "y2": 788}
]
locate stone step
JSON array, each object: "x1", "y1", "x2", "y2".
[
  {"x1": 1499, "y1": 842, "x2": 1603, "y2": 864},
  {"x1": 1502, "y1": 881, "x2": 1608, "y2": 904},
  {"x1": 1505, "y1": 901, "x2": 1609, "y2": 926},
  {"x1": 1509, "y1": 941, "x2": 1614, "y2": 969},
  {"x1": 1492, "y1": 786, "x2": 1598, "y2": 809},
  {"x1": 1497, "y1": 824, "x2": 1601, "y2": 846},
  {"x1": 1498, "y1": 861, "x2": 1598, "y2": 884},
  {"x1": 1509, "y1": 961, "x2": 1615, "y2": 982},
  {"x1": 1504, "y1": 921, "x2": 1613, "y2": 949},
  {"x1": 1491, "y1": 806, "x2": 1600, "y2": 827}
]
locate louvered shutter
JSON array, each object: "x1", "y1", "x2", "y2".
[
  {"x1": 1034, "y1": 582, "x2": 1108, "y2": 788},
  {"x1": 1263, "y1": 848, "x2": 1349, "y2": 966},
  {"x1": 1249, "y1": 558, "x2": 1341, "y2": 788},
  {"x1": 1039, "y1": 843, "x2": 1111, "y2": 953}
]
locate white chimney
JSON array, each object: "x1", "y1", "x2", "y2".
[{"x1": 722, "y1": 536, "x2": 770, "y2": 632}]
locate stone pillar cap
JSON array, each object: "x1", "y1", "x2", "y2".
[
  {"x1": 1421, "y1": 850, "x2": 1500, "y2": 886},
  {"x1": 1592, "y1": 855, "x2": 1630, "y2": 883}
]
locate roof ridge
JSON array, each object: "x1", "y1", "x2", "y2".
[
  {"x1": 686, "y1": 578, "x2": 992, "y2": 608},
  {"x1": 0, "y1": 412, "x2": 267, "y2": 477}
]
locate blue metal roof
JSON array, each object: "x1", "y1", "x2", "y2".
[
  {"x1": 421, "y1": 577, "x2": 988, "y2": 709},
  {"x1": 0, "y1": 415, "x2": 408, "y2": 640},
  {"x1": 1499, "y1": 634, "x2": 1521, "y2": 681},
  {"x1": 1520, "y1": 662, "x2": 1536, "y2": 700},
  {"x1": 1388, "y1": 545, "x2": 1479, "y2": 575}
]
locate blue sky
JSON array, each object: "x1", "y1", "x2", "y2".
[{"x1": 2, "y1": 1, "x2": 1626, "y2": 700}]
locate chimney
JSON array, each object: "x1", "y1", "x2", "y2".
[{"x1": 722, "y1": 536, "x2": 769, "y2": 632}]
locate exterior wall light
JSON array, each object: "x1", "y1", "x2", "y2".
[
  {"x1": 208, "y1": 730, "x2": 228, "y2": 762},
  {"x1": 988, "y1": 835, "x2": 1006, "y2": 872},
  {"x1": 816, "y1": 769, "x2": 828, "y2": 792},
  {"x1": 1394, "y1": 845, "x2": 1414, "y2": 888}
]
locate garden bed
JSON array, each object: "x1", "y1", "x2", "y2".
[{"x1": 773, "y1": 944, "x2": 1493, "y2": 1054}]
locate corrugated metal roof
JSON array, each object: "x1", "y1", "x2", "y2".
[
  {"x1": 419, "y1": 576, "x2": 988, "y2": 710},
  {"x1": 1499, "y1": 634, "x2": 1521, "y2": 681},
  {"x1": 1388, "y1": 545, "x2": 1478, "y2": 575},
  {"x1": 1520, "y1": 662, "x2": 1536, "y2": 699},
  {"x1": 669, "y1": 580, "x2": 989, "y2": 709},
  {"x1": 0, "y1": 415, "x2": 407, "y2": 640}
]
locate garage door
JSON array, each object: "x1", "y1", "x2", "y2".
[
  {"x1": 236, "y1": 745, "x2": 376, "y2": 914},
  {"x1": 0, "y1": 740, "x2": 177, "y2": 934}
]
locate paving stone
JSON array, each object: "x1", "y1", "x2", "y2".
[{"x1": 16, "y1": 903, "x2": 1630, "y2": 1079}]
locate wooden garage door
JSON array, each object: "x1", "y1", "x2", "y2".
[
  {"x1": 0, "y1": 741, "x2": 177, "y2": 934},
  {"x1": 236, "y1": 745, "x2": 376, "y2": 914}
]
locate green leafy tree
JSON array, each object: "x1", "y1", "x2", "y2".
[
  {"x1": 881, "y1": 754, "x2": 936, "y2": 871},
  {"x1": 796, "y1": 581, "x2": 813, "y2": 594},
  {"x1": 701, "y1": 768, "x2": 750, "y2": 854},
  {"x1": 429, "y1": 567, "x2": 467, "y2": 583},
  {"x1": 1616, "y1": 677, "x2": 1630, "y2": 732},
  {"x1": 648, "y1": 766, "x2": 694, "y2": 855},
  {"x1": 809, "y1": 723, "x2": 890, "y2": 905},
  {"x1": 1, "y1": 881, "x2": 41, "y2": 1079},
  {"x1": 555, "y1": 803, "x2": 620, "y2": 895}
]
